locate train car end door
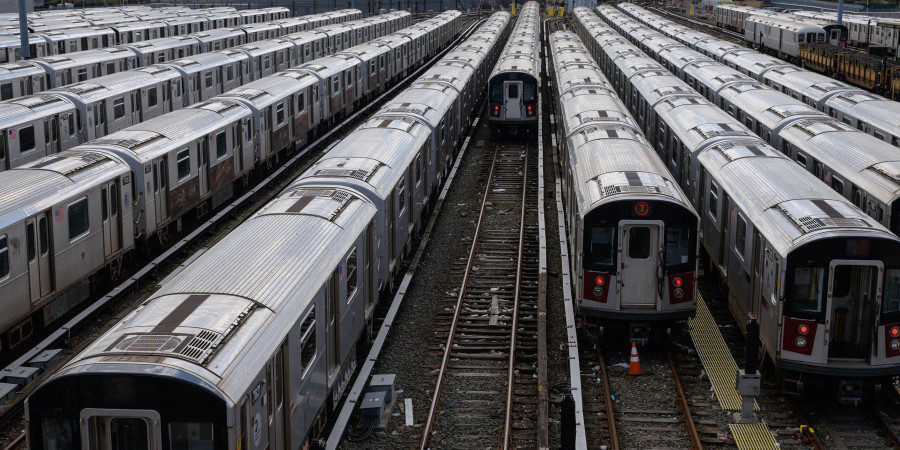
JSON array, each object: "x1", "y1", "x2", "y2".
[
  {"x1": 619, "y1": 220, "x2": 663, "y2": 307},
  {"x1": 504, "y1": 81, "x2": 523, "y2": 120}
]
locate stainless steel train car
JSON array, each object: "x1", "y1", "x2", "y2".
[
  {"x1": 25, "y1": 12, "x2": 507, "y2": 450},
  {"x1": 0, "y1": 12, "x2": 409, "y2": 172},
  {"x1": 574, "y1": 6, "x2": 900, "y2": 379},
  {"x1": 620, "y1": 4, "x2": 900, "y2": 171},
  {"x1": 0, "y1": 9, "x2": 363, "y2": 100},
  {"x1": 0, "y1": 12, "x2": 454, "y2": 353},
  {"x1": 549, "y1": 31, "x2": 699, "y2": 323},
  {"x1": 715, "y1": 3, "x2": 848, "y2": 49},
  {"x1": 487, "y1": 1, "x2": 540, "y2": 130},
  {"x1": 600, "y1": 8, "x2": 900, "y2": 236}
]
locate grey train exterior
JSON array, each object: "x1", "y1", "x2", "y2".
[
  {"x1": 607, "y1": 6, "x2": 900, "y2": 237},
  {"x1": 487, "y1": 1, "x2": 540, "y2": 130},
  {"x1": 621, "y1": 3, "x2": 900, "y2": 161},
  {"x1": 549, "y1": 31, "x2": 699, "y2": 321},
  {"x1": 575, "y1": 7, "x2": 900, "y2": 377},
  {"x1": 26, "y1": 11, "x2": 505, "y2": 450},
  {"x1": 0, "y1": 9, "x2": 363, "y2": 102},
  {"x1": 0, "y1": 12, "x2": 434, "y2": 354},
  {"x1": 0, "y1": 10, "x2": 401, "y2": 172}
]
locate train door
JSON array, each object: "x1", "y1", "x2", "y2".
[
  {"x1": 325, "y1": 271, "x2": 340, "y2": 379},
  {"x1": 79, "y1": 409, "x2": 162, "y2": 450},
  {"x1": 25, "y1": 212, "x2": 52, "y2": 303},
  {"x1": 619, "y1": 221, "x2": 663, "y2": 307},
  {"x1": 44, "y1": 116, "x2": 58, "y2": 155},
  {"x1": 267, "y1": 342, "x2": 287, "y2": 450},
  {"x1": 153, "y1": 158, "x2": 168, "y2": 223},
  {"x1": 197, "y1": 138, "x2": 209, "y2": 197},
  {"x1": 101, "y1": 181, "x2": 122, "y2": 258},
  {"x1": 504, "y1": 81, "x2": 522, "y2": 120},
  {"x1": 826, "y1": 261, "x2": 881, "y2": 360},
  {"x1": 719, "y1": 194, "x2": 731, "y2": 274}
]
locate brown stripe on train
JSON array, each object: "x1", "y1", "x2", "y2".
[{"x1": 151, "y1": 294, "x2": 210, "y2": 333}]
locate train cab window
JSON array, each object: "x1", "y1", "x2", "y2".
[
  {"x1": 113, "y1": 97, "x2": 125, "y2": 120},
  {"x1": 19, "y1": 125, "x2": 35, "y2": 153},
  {"x1": 176, "y1": 149, "x2": 190, "y2": 180},
  {"x1": 883, "y1": 269, "x2": 900, "y2": 314},
  {"x1": 735, "y1": 215, "x2": 747, "y2": 257},
  {"x1": 628, "y1": 227, "x2": 651, "y2": 259},
  {"x1": 490, "y1": 84, "x2": 502, "y2": 103},
  {"x1": 790, "y1": 267, "x2": 825, "y2": 313},
  {"x1": 68, "y1": 197, "x2": 89, "y2": 241},
  {"x1": 169, "y1": 422, "x2": 214, "y2": 449},
  {"x1": 524, "y1": 83, "x2": 535, "y2": 102},
  {"x1": 215, "y1": 131, "x2": 226, "y2": 158},
  {"x1": 588, "y1": 226, "x2": 615, "y2": 267},
  {"x1": 299, "y1": 309, "x2": 316, "y2": 375},
  {"x1": 665, "y1": 228, "x2": 691, "y2": 266},
  {"x1": 346, "y1": 248, "x2": 358, "y2": 300},
  {"x1": 0, "y1": 83, "x2": 12, "y2": 101},
  {"x1": 147, "y1": 87, "x2": 158, "y2": 108}
]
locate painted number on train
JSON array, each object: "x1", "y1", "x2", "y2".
[{"x1": 634, "y1": 201, "x2": 650, "y2": 216}]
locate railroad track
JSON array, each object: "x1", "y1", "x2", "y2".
[
  {"x1": 420, "y1": 141, "x2": 543, "y2": 449},
  {"x1": 649, "y1": 7, "x2": 745, "y2": 44}
]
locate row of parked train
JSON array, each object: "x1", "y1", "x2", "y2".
[
  {"x1": 568, "y1": 5, "x2": 900, "y2": 381},
  {"x1": 1, "y1": 5, "x2": 292, "y2": 63},
  {"x1": 486, "y1": 1, "x2": 540, "y2": 130},
  {"x1": 0, "y1": 8, "x2": 363, "y2": 101},
  {"x1": 0, "y1": 8, "x2": 400, "y2": 172},
  {"x1": 618, "y1": 3, "x2": 900, "y2": 237},
  {"x1": 24, "y1": 9, "x2": 496, "y2": 450},
  {"x1": 0, "y1": 9, "x2": 439, "y2": 354},
  {"x1": 714, "y1": 4, "x2": 900, "y2": 100}
]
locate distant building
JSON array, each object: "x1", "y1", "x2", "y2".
[{"x1": 0, "y1": 0, "x2": 33, "y2": 13}]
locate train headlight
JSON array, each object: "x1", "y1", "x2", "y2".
[
  {"x1": 890, "y1": 326, "x2": 900, "y2": 338},
  {"x1": 593, "y1": 286, "x2": 604, "y2": 297},
  {"x1": 795, "y1": 336, "x2": 808, "y2": 348},
  {"x1": 891, "y1": 339, "x2": 900, "y2": 352},
  {"x1": 673, "y1": 288, "x2": 684, "y2": 299},
  {"x1": 798, "y1": 323, "x2": 810, "y2": 335}
]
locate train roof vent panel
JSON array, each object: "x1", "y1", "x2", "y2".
[
  {"x1": 777, "y1": 199, "x2": 872, "y2": 233},
  {"x1": 793, "y1": 119, "x2": 852, "y2": 136},
  {"x1": 178, "y1": 329, "x2": 224, "y2": 363},
  {"x1": 14, "y1": 94, "x2": 62, "y2": 109},
  {"x1": 871, "y1": 161, "x2": 900, "y2": 182},
  {"x1": 113, "y1": 334, "x2": 184, "y2": 353},
  {"x1": 768, "y1": 105, "x2": 818, "y2": 119},
  {"x1": 597, "y1": 171, "x2": 671, "y2": 198},
  {"x1": 694, "y1": 122, "x2": 748, "y2": 139}
]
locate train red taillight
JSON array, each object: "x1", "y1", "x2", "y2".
[
  {"x1": 525, "y1": 104, "x2": 535, "y2": 117},
  {"x1": 490, "y1": 104, "x2": 501, "y2": 117},
  {"x1": 583, "y1": 270, "x2": 610, "y2": 303},
  {"x1": 667, "y1": 273, "x2": 692, "y2": 304},
  {"x1": 595, "y1": 275, "x2": 606, "y2": 286},
  {"x1": 886, "y1": 323, "x2": 900, "y2": 357},
  {"x1": 783, "y1": 317, "x2": 816, "y2": 355}
]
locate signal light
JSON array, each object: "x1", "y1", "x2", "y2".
[{"x1": 798, "y1": 323, "x2": 810, "y2": 335}]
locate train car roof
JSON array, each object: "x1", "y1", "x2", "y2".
[{"x1": 824, "y1": 91, "x2": 900, "y2": 141}]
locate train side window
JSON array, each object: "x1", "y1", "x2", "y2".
[
  {"x1": 67, "y1": 114, "x2": 75, "y2": 137},
  {"x1": 397, "y1": 178, "x2": 406, "y2": 213},
  {"x1": 893, "y1": 137, "x2": 900, "y2": 148},
  {"x1": 147, "y1": 87, "x2": 158, "y2": 108},
  {"x1": 216, "y1": 131, "x2": 226, "y2": 159},
  {"x1": 297, "y1": 92, "x2": 305, "y2": 113},
  {"x1": 790, "y1": 267, "x2": 825, "y2": 313},
  {"x1": 226, "y1": 65, "x2": 234, "y2": 81},
  {"x1": 332, "y1": 76, "x2": 339, "y2": 95},
  {"x1": 346, "y1": 248, "x2": 357, "y2": 300},
  {"x1": 346, "y1": 70, "x2": 352, "y2": 87},
  {"x1": 20, "y1": 125, "x2": 35, "y2": 153},
  {"x1": 26, "y1": 222, "x2": 35, "y2": 262},
  {"x1": 708, "y1": 183, "x2": 719, "y2": 218},
  {"x1": 176, "y1": 149, "x2": 190, "y2": 180},
  {"x1": 0, "y1": 235, "x2": 6, "y2": 279},
  {"x1": 857, "y1": 120, "x2": 866, "y2": 132},
  {"x1": 796, "y1": 153, "x2": 807, "y2": 167},
  {"x1": 299, "y1": 309, "x2": 316, "y2": 376},
  {"x1": 169, "y1": 422, "x2": 214, "y2": 449},
  {"x1": 875, "y1": 131, "x2": 886, "y2": 141},
  {"x1": 735, "y1": 214, "x2": 747, "y2": 257},
  {"x1": 884, "y1": 269, "x2": 900, "y2": 314},
  {"x1": 831, "y1": 176, "x2": 844, "y2": 194},
  {"x1": 113, "y1": 97, "x2": 125, "y2": 120},
  {"x1": 68, "y1": 197, "x2": 89, "y2": 241},
  {"x1": 77, "y1": 68, "x2": 87, "y2": 82},
  {"x1": 0, "y1": 83, "x2": 11, "y2": 101},
  {"x1": 238, "y1": 398, "x2": 248, "y2": 450},
  {"x1": 205, "y1": 71, "x2": 213, "y2": 88},
  {"x1": 276, "y1": 103, "x2": 285, "y2": 126}
]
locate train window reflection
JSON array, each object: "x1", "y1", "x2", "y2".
[
  {"x1": 490, "y1": 85, "x2": 502, "y2": 103},
  {"x1": 169, "y1": 422, "x2": 214, "y2": 450},
  {"x1": 588, "y1": 226, "x2": 615, "y2": 267},
  {"x1": 790, "y1": 267, "x2": 825, "y2": 313},
  {"x1": 523, "y1": 83, "x2": 535, "y2": 102},
  {"x1": 507, "y1": 84, "x2": 518, "y2": 99},
  {"x1": 884, "y1": 269, "x2": 900, "y2": 314},
  {"x1": 109, "y1": 418, "x2": 149, "y2": 450},
  {"x1": 665, "y1": 228, "x2": 691, "y2": 266},
  {"x1": 628, "y1": 227, "x2": 651, "y2": 259}
]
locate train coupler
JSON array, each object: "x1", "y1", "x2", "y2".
[
  {"x1": 838, "y1": 380, "x2": 863, "y2": 406},
  {"x1": 629, "y1": 323, "x2": 650, "y2": 346}
]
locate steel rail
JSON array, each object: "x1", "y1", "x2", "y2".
[
  {"x1": 419, "y1": 144, "x2": 502, "y2": 449},
  {"x1": 597, "y1": 346, "x2": 619, "y2": 450},
  {"x1": 502, "y1": 145, "x2": 530, "y2": 449},
  {"x1": 667, "y1": 350, "x2": 702, "y2": 450}
]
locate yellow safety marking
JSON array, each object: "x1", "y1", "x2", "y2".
[
  {"x1": 689, "y1": 297, "x2": 758, "y2": 411},
  {"x1": 730, "y1": 421, "x2": 778, "y2": 450}
]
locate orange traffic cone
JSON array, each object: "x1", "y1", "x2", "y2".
[{"x1": 628, "y1": 341, "x2": 642, "y2": 376}]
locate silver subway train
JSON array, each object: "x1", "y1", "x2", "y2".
[
  {"x1": 487, "y1": 1, "x2": 540, "y2": 131},
  {"x1": 25, "y1": 11, "x2": 506, "y2": 450}
]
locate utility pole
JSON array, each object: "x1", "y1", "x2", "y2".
[
  {"x1": 837, "y1": 0, "x2": 844, "y2": 25},
  {"x1": 18, "y1": 0, "x2": 29, "y2": 60}
]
